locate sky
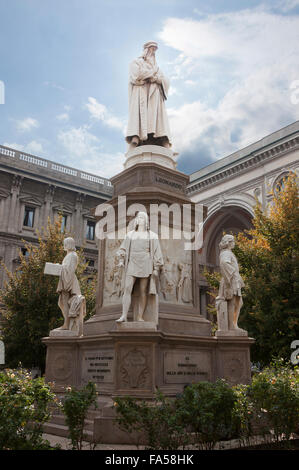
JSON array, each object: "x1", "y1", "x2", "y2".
[{"x1": 0, "y1": 0, "x2": 299, "y2": 178}]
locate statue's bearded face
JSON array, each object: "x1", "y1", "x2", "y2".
[
  {"x1": 135, "y1": 212, "x2": 148, "y2": 229},
  {"x1": 145, "y1": 46, "x2": 157, "y2": 63},
  {"x1": 148, "y1": 46, "x2": 157, "y2": 55}
]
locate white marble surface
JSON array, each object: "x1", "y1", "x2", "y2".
[
  {"x1": 116, "y1": 321, "x2": 157, "y2": 331},
  {"x1": 44, "y1": 262, "x2": 62, "y2": 276}
]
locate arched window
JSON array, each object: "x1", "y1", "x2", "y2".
[{"x1": 274, "y1": 172, "x2": 293, "y2": 194}]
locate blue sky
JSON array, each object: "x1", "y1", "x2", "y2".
[{"x1": 1, "y1": 0, "x2": 299, "y2": 177}]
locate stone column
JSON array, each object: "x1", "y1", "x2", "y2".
[
  {"x1": 7, "y1": 175, "x2": 23, "y2": 233},
  {"x1": 43, "y1": 185, "x2": 56, "y2": 229},
  {"x1": 74, "y1": 193, "x2": 85, "y2": 245}
]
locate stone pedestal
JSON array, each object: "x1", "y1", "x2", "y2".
[
  {"x1": 124, "y1": 145, "x2": 178, "y2": 171},
  {"x1": 42, "y1": 144, "x2": 254, "y2": 444}
]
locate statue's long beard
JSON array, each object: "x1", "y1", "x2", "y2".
[{"x1": 144, "y1": 50, "x2": 156, "y2": 66}]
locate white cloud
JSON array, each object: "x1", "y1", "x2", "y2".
[
  {"x1": 15, "y1": 117, "x2": 39, "y2": 132},
  {"x1": 3, "y1": 140, "x2": 44, "y2": 155},
  {"x1": 57, "y1": 126, "x2": 123, "y2": 178},
  {"x1": 185, "y1": 80, "x2": 197, "y2": 86},
  {"x1": 85, "y1": 97, "x2": 126, "y2": 133},
  {"x1": 43, "y1": 81, "x2": 65, "y2": 91},
  {"x1": 56, "y1": 112, "x2": 69, "y2": 121},
  {"x1": 26, "y1": 140, "x2": 44, "y2": 154},
  {"x1": 3, "y1": 142, "x2": 24, "y2": 151},
  {"x1": 168, "y1": 86, "x2": 179, "y2": 96},
  {"x1": 158, "y1": 8, "x2": 299, "y2": 164},
  {"x1": 276, "y1": 0, "x2": 299, "y2": 12}
]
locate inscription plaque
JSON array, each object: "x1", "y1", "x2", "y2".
[
  {"x1": 82, "y1": 350, "x2": 114, "y2": 384},
  {"x1": 164, "y1": 351, "x2": 211, "y2": 384}
]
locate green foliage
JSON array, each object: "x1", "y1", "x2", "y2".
[
  {"x1": 204, "y1": 174, "x2": 299, "y2": 365},
  {"x1": 62, "y1": 363, "x2": 298, "y2": 450},
  {"x1": 0, "y1": 217, "x2": 96, "y2": 372},
  {"x1": 116, "y1": 381, "x2": 237, "y2": 450},
  {"x1": 232, "y1": 384, "x2": 254, "y2": 445},
  {"x1": 115, "y1": 391, "x2": 189, "y2": 450},
  {"x1": 247, "y1": 359, "x2": 299, "y2": 443},
  {"x1": 203, "y1": 268, "x2": 221, "y2": 333},
  {"x1": 0, "y1": 368, "x2": 56, "y2": 450},
  {"x1": 234, "y1": 174, "x2": 299, "y2": 365},
  {"x1": 62, "y1": 382, "x2": 98, "y2": 450},
  {"x1": 115, "y1": 361, "x2": 299, "y2": 449},
  {"x1": 178, "y1": 380, "x2": 238, "y2": 450}
]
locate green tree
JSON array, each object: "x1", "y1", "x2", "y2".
[
  {"x1": 0, "y1": 217, "x2": 96, "y2": 372},
  {"x1": 205, "y1": 174, "x2": 299, "y2": 366},
  {"x1": 0, "y1": 368, "x2": 57, "y2": 450},
  {"x1": 235, "y1": 174, "x2": 299, "y2": 365}
]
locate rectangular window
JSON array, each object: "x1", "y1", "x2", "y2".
[
  {"x1": 86, "y1": 220, "x2": 95, "y2": 241},
  {"x1": 86, "y1": 258, "x2": 95, "y2": 267},
  {"x1": 61, "y1": 215, "x2": 67, "y2": 233},
  {"x1": 21, "y1": 248, "x2": 29, "y2": 257},
  {"x1": 23, "y1": 206, "x2": 35, "y2": 227}
]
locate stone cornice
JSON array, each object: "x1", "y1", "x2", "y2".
[
  {"x1": 0, "y1": 144, "x2": 113, "y2": 200},
  {"x1": 187, "y1": 134, "x2": 299, "y2": 195}
]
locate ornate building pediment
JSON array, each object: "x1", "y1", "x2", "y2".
[
  {"x1": 52, "y1": 203, "x2": 73, "y2": 215},
  {"x1": 19, "y1": 195, "x2": 42, "y2": 207},
  {"x1": 0, "y1": 189, "x2": 10, "y2": 199}
]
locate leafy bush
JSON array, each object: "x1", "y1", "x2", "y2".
[
  {"x1": 115, "y1": 391, "x2": 189, "y2": 450},
  {"x1": 0, "y1": 217, "x2": 96, "y2": 372},
  {"x1": 115, "y1": 361, "x2": 299, "y2": 450},
  {"x1": 62, "y1": 382, "x2": 98, "y2": 450},
  {"x1": 247, "y1": 359, "x2": 299, "y2": 443},
  {"x1": 0, "y1": 368, "x2": 56, "y2": 450},
  {"x1": 232, "y1": 384, "x2": 254, "y2": 446},
  {"x1": 178, "y1": 380, "x2": 238, "y2": 450}
]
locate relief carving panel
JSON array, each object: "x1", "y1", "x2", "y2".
[{"x1": 117, "y1": 345, "x2": 153, "y2": 390}]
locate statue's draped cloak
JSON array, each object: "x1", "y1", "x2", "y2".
[
  {"x1": 57, "y1": 251, "x2": 81, "y2": 313},
  {"x1": 218, "y1": 249, "x2": 245, "y2": 300},
  {"x1": 126, "y1": 58, "x2": 171, "y2": 144},
  {"x1": 117, "y1": 230, "x2": 164, "y2": 293}
]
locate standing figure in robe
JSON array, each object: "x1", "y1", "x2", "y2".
[
  {"x1": 56, "y1": 237, "x2": 83, "y2": 330},
  {"x1": 216, "y1": 234, "x2": 246, "y2": 333},
  {"x1": 126, "y1": 41, "x2": 172, "y2": 149},
  {"x1": 116, "y1": 212, "x2": 164, "y2": 323}
]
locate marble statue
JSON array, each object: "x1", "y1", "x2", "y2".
[
  {"x1": 126, "y1": 41, "x2": 171, "y2": 149},
  {"x1": 216, "y1": 234, "x2": 247, "y2": 336},
  {"x1": 116, "y1": 212, "x2": 164, "y2": 323},
  {"x1": 177, "y1": 262, "x2": 192, "y2": 303},
  {"x1": 160, "y1": 257, "x2": 176, "y2": 302},
  {"x1": 44, "y1": 237, "x2": 86, "y2": 336}
]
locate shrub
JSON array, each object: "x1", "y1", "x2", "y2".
[
  {"x1": 62, "y1": 382, "x2": 98, "y2": 450},
  {"x1": 178, "y1": 380, "x2": 238, "y2": 450},
  {"x1": 247, "y1": 359, "x2": 299, "y2": 443},
  {"x1": 232, "y1": 384, "x2": 254, "y2": 446},
  {"x1": 115, "y1": 391, "x2": 189, "y2": 450},
  {"x1": 0, "y1": 368, "x2": 56, "y2": 450},
  {"x1": 0, "y1": 217, "x2": 96, "y2": 372}
]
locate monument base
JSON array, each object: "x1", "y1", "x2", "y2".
[
  {"x1": 43, "y1": 329, "x2": 253, "y2": 443},
  {"x1": 116, "y1": 321, "x2": 157, "y2": 331},
  {"x1": 215, "y1": 329, "x2": 248, "y2": 337},
  {"x1": 49, "y1": 328, "x2": 79, "y2": 337}
]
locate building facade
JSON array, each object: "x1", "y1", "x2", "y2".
[
  {"x1": 0, "y1": 144, "x2": 113, "y2": 289},
  {"x1": 0, "y1": 120, "x2": 298, "y2": 320},
  {"x1": 187, "y1": 121, "x2": 299, "y2": 316}
]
